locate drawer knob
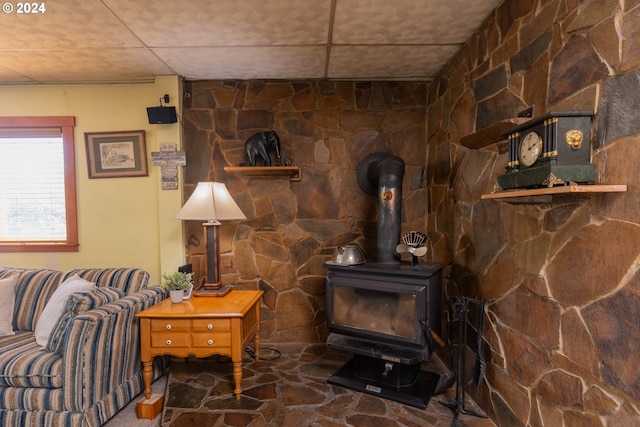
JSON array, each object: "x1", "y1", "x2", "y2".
[
  {"x1": 165, "y1": 324, "x2": 172, "y2": 330},
  {"x1": 207, "y1": 324, "x2": 213, "y2": 330},
  {"x1": 208, "y1": 339, "x2": 213, "y2": 345},
  {"x1": 166, "y1": 340, "x2": 172, "y2": 345}
]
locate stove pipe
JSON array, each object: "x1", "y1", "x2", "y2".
[{"x1": 357, "y1": 152, "x2": 405, "y2": 264}]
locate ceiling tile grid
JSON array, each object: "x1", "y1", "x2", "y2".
[{"x1": 0, "y1": 0, "x2": 504, "y2": 84}]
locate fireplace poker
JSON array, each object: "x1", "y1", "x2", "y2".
[
  {"x1": 422, "y1": 316, "x2": 455, "y2": 395},
  {"x1": 473, "y1": 298, "x2": 486, "y2": 390},
  {"x1": 421, "y1": 317, "x2": 446, "y2": 348}
]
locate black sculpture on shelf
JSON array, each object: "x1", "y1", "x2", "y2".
[{"x1": 241, "y1": 131, "x2": 281, "y2": 166}]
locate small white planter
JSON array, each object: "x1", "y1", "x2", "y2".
[{"x1": 169, "y1": 290, "x2": 184, "y2": 303}]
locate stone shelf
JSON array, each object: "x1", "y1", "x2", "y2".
[
  {"x1": 481, "y1": 184, "x2": 627, "y2": 203},
  {"x1": 224, "y1": 166, "x2": 301, "y2": 181},
  {"x1": 460, "y1": 118, "x2": 530, "y2": 149}
]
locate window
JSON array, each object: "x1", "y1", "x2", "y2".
[{"x1": 0, "y1": 116, "x2": 78, "y2": 252}]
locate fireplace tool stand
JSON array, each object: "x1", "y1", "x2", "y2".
[{"x1": 440, "y1": 296, "x2": 488, "y2": 425}]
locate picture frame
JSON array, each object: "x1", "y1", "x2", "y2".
[{"x1": 84, "y1": 130, "x2": 148, "y2": 179}]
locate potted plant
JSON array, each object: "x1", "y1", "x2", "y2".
[{"x1": 161, "y1": 271, "x2": 194, "y2": 303}]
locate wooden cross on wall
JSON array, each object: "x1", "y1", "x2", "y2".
[{"x1": 150, "y1": 144, "x2": 186, "y2": 190}]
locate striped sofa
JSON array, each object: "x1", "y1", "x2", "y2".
[{"x1": 0, "y1": 267, "x2": 167, "y2": 427}]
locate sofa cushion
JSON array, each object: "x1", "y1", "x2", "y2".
[
  {"x1": 0, "y1": 276, "x2": 18, "y2": 336},
  {"x1": 34, "y1": 274, "x2": 95, "y2": 347},
  {"x1": 62, "y1": 268, "x2": 150, "y2": 294},
  {"x1": 46, "y1": 286, "x2": 125, "y2": 354},
  {"x1": 0, "y1": 269, "x2": 63, "y2": 332},
  {"x1": 0, "y1": 332, "x2": 63, "y2": 388}
]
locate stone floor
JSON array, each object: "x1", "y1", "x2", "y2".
[{"x1": 160, "y1": 343, "x2": 496, "y2": 427}]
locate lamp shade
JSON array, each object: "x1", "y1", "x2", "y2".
[{"x1": 176, "y1": 182, "x2": 246, "y2": 221}]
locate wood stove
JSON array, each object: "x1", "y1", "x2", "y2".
[{"x1": 325, "y1": 261, "x2": 442, "y2": 408}]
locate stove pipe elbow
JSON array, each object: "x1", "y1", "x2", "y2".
[{"x1": 357, "y1": 152, "x2": 405, "y2": 264}]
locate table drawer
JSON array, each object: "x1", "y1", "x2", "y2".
[
  {"x1": 150, "y1": 319, "x2": 190, "y2": 332},
  {"x1": 192, "y1": 319, "x2": 230, "y2": 332},
  {"x1": 151, "y1": 333, "x2": 190, "y2": 348},
  {"x1": 193, "y1": 332, "x2": 231, "y2": 348}
]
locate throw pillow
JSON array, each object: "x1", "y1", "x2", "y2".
[
  {"x1": 34, "y1": 274, "x2": 95, "y2": 347},
  {"x1": 0, "y1": 276, "x2": 18, "y2": 336},
  {"x1": 46, "y1": 286, "x2": 125, "y2": 353}
]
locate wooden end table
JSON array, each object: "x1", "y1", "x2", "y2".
[{"x1": 135, "y1": 290, "x2": 263, "y2": 419}]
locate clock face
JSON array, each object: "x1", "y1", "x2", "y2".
[
  {"x1": 518, "y1": 131, "x2": 543, "y2": 167},
  {"x1": 498, "y1": 112, "x2": 595, "y2": 190}
]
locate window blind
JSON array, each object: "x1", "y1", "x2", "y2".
[{"x1": 0, "y1": 135, "x2": 66, "y2": 241}]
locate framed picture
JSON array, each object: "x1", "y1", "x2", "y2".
[{"x1": 85, "y1": 130, "x2": 148, "y2": 179}]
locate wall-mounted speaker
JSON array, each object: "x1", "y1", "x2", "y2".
[{"x1": 146, "y1": 106, "x2": 177, "y2": 124}]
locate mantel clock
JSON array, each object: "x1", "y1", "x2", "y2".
[{"x1": 496, "y1": 111, "x2": 596, "y2": 190}]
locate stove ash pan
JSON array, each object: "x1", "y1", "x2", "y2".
[{"x1": 325, "y1": 262, "x2": 442, "y2": 362}]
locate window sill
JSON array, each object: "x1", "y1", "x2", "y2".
[{"x1": 0, "y1": 242, "x2": 79, "y2": 253}]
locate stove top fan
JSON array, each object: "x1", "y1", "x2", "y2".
[{"x1": 396, "y1": 231, "x2": 427, "y2": 266}]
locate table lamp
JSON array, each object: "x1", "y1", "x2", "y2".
[{"x1": 176, "y1": 182, "x2": 246, "y2": 296}]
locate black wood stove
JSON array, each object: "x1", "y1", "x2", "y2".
[{"x1": 325, "y1": 262, "x2": 442, "y2": 408}]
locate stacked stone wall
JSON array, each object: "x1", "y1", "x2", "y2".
[
  {"x1": 183, "y1": 81, "x2": 427, "y2": 343},
  {"x1": 428, "y1": 0, "x2": 640, "y2": 424}
]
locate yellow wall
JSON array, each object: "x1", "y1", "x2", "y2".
[{"x1": 0, "y1": 76, "x2": 185, "y2": 284}]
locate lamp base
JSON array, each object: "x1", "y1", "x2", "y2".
[{"x1": 194, "y1": 285, "x2": 232, "y2": 297}]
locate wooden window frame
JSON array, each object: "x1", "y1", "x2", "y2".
[{"x1": 0, "y1": 116, "x2": 78, "y2": 252}]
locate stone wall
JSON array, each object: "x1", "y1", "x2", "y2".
[
  {"x1": 182, "y1": 81, "x2": 427, "y2": 343},
  {"x1": 427, "y1": 0, "x2": 640, "y2": 425}
]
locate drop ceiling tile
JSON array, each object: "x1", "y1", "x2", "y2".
[
  {"x1": 154, "y1": 46, "x2": 327, "y2": 80},
  {"x1": 0, "y1": 0, "x2": 506, "y2": 83},
  {"x1": 0, "y1": 49, "x2": 174, "y2": 83},
  {"x1": 0, "y1": 0, "x2": 142, "y2": 48},
  {"x1": 104, "y1": 0, "x2": 332, "y2": 47},
  {"x1": 0, "y1": 65, "x2": 35, "y2": 83},
  {"x1": 328, "y1": 45, "x2": 459, "y2": 80},
  {"x1": 333, "y1": 0, "x2": 502, "y2": 44}
]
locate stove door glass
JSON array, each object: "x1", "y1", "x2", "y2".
[{"x1": 332, "y1": 285, "x2": 417, "y2": 340}]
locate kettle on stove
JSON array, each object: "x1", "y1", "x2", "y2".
[{"x1": 332, "y1": 244, "x2": 366, "y2": 265}]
